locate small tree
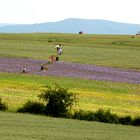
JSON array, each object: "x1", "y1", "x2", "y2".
[{"x1": 39, "y1": 84, "x2": 78, "y2": 117}]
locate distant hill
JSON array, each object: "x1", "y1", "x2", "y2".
[{"x1": 0, "y1": 18, "x2": 140, "y2": 34}]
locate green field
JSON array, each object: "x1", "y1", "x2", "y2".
[
  {"x1": 0, "y1": 112, "x2": 140, "y2": 140},
  {"x1": 0, "y1": 73, "x2": 140, "y2": 117},
  {"x1": 0, "y1": 33, "x2": 140, "y2": 139},
  {"x1": 0, "y1": 33, "x2": 140, "y2": 69},
  {"x1": 0, "y1": 33, "x2": 140, "y2": 116}
]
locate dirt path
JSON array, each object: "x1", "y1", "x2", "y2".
[{"x1": 0, "y1": 58, "x2": 140, "y2": 84}]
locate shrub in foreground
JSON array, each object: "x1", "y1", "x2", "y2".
[
  {"x1": 39, "y1": 84, "x2": 78, "y2": 117},
  {"x1": 17, "y1": 101, "x2": 45, "y2": 115},
  {"x1": 73, "y1": 110, "x2": 96, "y2": 121},
  {"x1": 17, "y1": 85, "x2": 78, "y2": 117},
  {"x1": 73, "y1": 109, "x2": 119, "y2": 124},
  {"x1": 132, "y1": 117, "x2": 140, "y2": 126},
  {"x1": 94, "y1": 109, "x2": 119, "y2": 124},
  {"x1": 15, "y1": 83, "x2": 140, "y2": 126},
  {"x1": 118, "y1": 116, "x2": 133, "y2": 125},
  {"x1": 0, "y1": 98, "x2": 8, "y2": 111}
]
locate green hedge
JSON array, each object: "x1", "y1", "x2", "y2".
[
  {"x1": 17, "y1": 101, "x2": 45, "y2": 115},
  {"x1": 17, "y1": 101, "x2": 140, "y2": 126},
  {"x1": 72, "y1": 109, "x2": 140, "y2": 126}
]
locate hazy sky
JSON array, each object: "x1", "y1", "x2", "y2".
[{"x1": 0, "y1": 0, "x2": 140, "y2": 24}]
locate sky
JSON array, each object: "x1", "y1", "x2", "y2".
[{"x1": 0, "y1": 0, "x2": 140, "y2": 24}]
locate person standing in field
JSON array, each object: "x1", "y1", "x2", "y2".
[
  {"x1": 41, "y1": 65, "x2": 44, "y2": 71},
  {"x1": 22, "y1": 67, "x2": 27, "y2": 73},
  {"x1": 58, "y1": 47, "x2": 62, "y2": 55},
  {"x1": 54, "y1": 44, "x2": 63, "y2": 55},
  {"x1": 49, "y1": 55, "x2": 55, "y2": 62},
  {"x1": 55, "y1": 44, "x2": 60, "y2": 50}
]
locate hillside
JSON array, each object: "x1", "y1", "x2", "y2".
[{"x1": 0, "y1": 18, "x2": 140, "y2": 34}]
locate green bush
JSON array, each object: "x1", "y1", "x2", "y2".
[
  {"x1": 132, "y1": 117, "x2": 140, "y2": 126},
  {"x1": 94, "y1": 109, "x2": 119, "y2": 124},
  {"x1": 17, "y1": 101, "x2": 45, "y2": 115},
  {"x1": 72, "y1": 109, "x2": 140, "y2": 126},
  {"x1": 85, "y1": 111, "x2": 96, "y2": 121},
  {"x1": 73, "y1": 110, "x2": 87, "y2": 120},
  {"x1": 0, "y1": 98, "x2": 8, "y2": 111},
  {"x1": 73, "y1": 109, "x2": 119, "y2": 124},
  {"x1": 73, "y1": 110, "x2": 96, "y2": 121},
  {"x1": 39, "y1": 84, "x2": 78, "y2": 117},
  {"x1": 118, "y1": 116, "x2": 133, "y2": 125}
]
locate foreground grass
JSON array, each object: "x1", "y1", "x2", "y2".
[
  {"x1": 0, "y1": 33, "x2": 140, "y2": 69},
  {"x1": 0, "y1": 73, "x2": 139, "y2": 117},
  {"x1": 0, "y1": 112, "x2": 140, "y2": 140}
]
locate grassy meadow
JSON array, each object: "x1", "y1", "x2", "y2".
[
  {"x1": 0, "y1": 112, "x2": 140, "y2": 140},
  {"x1": 0, "y1": 33, "x2": 140, "y2": 69},
  {"x1": 0, "y1": 72, "x2": 140, "y2": 117},
  {"x1": 0, "y1": 33, "x2": 140, "y2": 139},
  {"x1": 0, "y1": 33, "x2": 140, "y2": 115},
  {"x1": 0, "y1": 33, "x2": 140, "y2": 116}
]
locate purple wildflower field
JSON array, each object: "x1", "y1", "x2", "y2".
[{"x1": 0, "y1": 58, "x2": 140, "y2": 84}]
